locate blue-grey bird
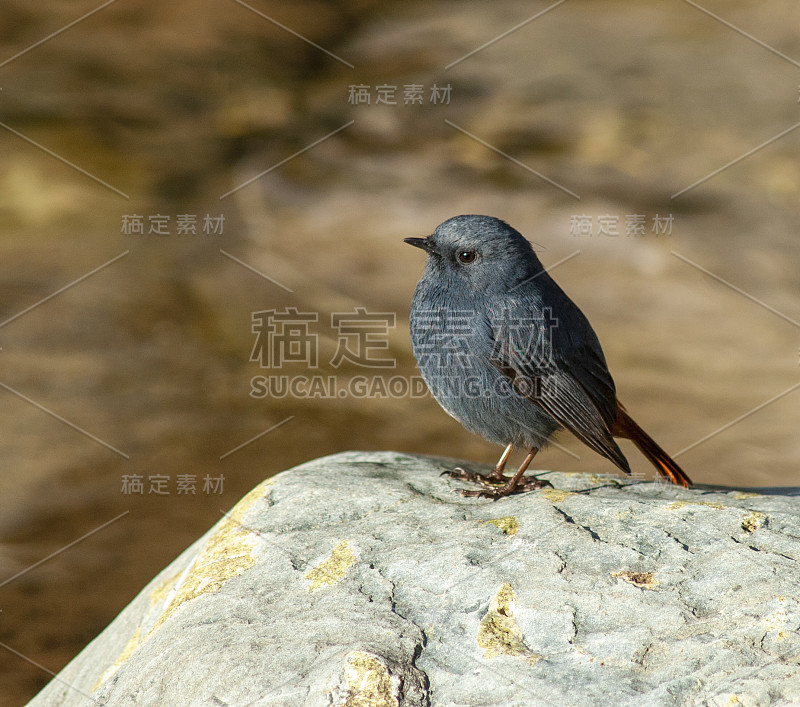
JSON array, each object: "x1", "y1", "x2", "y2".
[{"x1": 405, "y1": 214, "x2": 691, "y2": 498}]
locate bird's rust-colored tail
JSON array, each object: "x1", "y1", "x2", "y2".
[{"x1": 612, "y1": 402, "x2": 692, "y2": 488}]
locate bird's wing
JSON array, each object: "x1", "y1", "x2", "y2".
[
  {"x1": 561, "y1": 340, "x2": 618, "y2": 426},
  {"x1": 489, "y1": 310, "x2": 630, "y2": 473}
]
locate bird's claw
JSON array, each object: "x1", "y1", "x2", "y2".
[
  {"x1": 443, "y1": 466, "x2": 508, "y2": 487},
  {"x1": 444, "y1": 466, "x2": 553, "y2": 498},
  {"x1": 516, "y1": 477, "x2": 553, "y2": 492},
  {"x1": 456, "y1": 479, "x2": 551, "y2": 499}
]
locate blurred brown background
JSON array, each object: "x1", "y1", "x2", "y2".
[{"x1": 1, "y1": 0, "x2": 798, "y2": 702}]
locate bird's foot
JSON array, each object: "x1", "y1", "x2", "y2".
[
  {"x1": 514, "y1": 476, "x2": 554, "y2": 493},
  {"x1": 441, "y1": 466, "x2": 508, "y2": 487},
  {"x1": 443, "y1": 467, "x2": 553, "y2": 499}
]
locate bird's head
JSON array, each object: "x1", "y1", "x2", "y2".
[{"x1": 404, "y1": 215, "x2": 543, "y2": 293}]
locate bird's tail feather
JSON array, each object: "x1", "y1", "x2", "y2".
[{"x1": 612, "y1": 403, "x2": 692, "y2": 488}]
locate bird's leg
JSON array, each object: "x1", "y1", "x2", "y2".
[
  {"x1": 487, "y1": 443, "x2": 514, "y2": 480},
  {"x1": 443, "y1": 444, "x2": 514, "y2": 486},
  {"x1": 458, "y1": 446, "x2": 552, "y2": 499}
]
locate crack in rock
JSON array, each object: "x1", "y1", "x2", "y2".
[{"x1": 551, "y1": 505, "x2": 602, "y2": 542}]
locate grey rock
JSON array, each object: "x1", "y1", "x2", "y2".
[{"x1": 29, "y1": 452, "x2": 800, "y2": 706}]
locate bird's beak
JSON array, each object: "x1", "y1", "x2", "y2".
[{"x1": 404, "y1": 237, "x2": 433, "y2": 252}]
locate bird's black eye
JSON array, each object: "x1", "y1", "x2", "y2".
[{"x1": 457, "y1": 250, "x2": 477, "y2": 264}]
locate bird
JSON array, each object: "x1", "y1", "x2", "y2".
[{"x1": 404, "y1": 214, "x2": 692, "y2": 498}]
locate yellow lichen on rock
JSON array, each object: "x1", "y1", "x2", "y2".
[
  {"x1": 94, "y1": 482, "x2": 271, "y2": 691},
  {"x1": 541, "y1": 489, "x2": 574, "y2": 503},
  {"x1": 150, "y1": 478, "x2": 269, "y2": 631},
  {"x1": 477, "y1": 583, "x2": 539, "y2": 662},
  {"x1": 305, "y1": 540, "x2": 357, "y2": 592},
  {"x1": 340, "y1": 651, "x2": 398, "y2": 707},
  {"x1": 612, "y1": 570, "x2": 659, "y2": 589},
  {"x1": 667, "y1": 500, "x2": 725, "y2": 511},
  {"x1": 481, "y1": 517, "x2": 519, "y2": 535},
  {"x1": 92, "y1": 627, "x2": 142, "y2": 692},
  {"x1": 741, "y1": 512, "x2": 766, "y2": 533},
  {"x1": 763, "y1": 597, "x2": 788, "y2": 638},
  {"x1": 148, "y1": 569, "x2": 182, "y2": 609},
  {"x1": 159, "y1": 518, "x2": 256, "y2": 614}
]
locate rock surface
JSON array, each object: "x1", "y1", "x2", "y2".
[{"x1": 30, "y1": 451, "x2": 800, "y2": 706}]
